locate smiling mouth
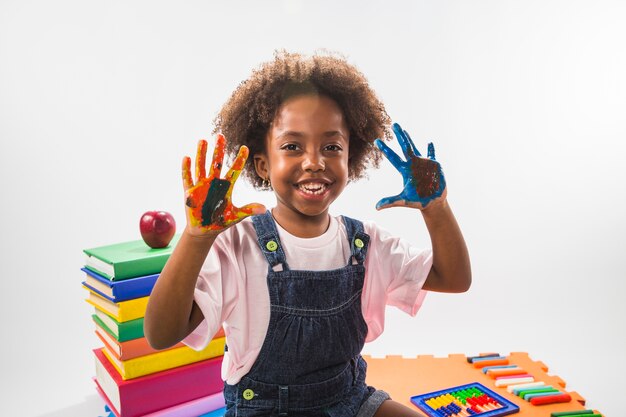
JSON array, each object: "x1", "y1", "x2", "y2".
[{"x1": 296, "y1": 182, "x2": 329, "y2": 195}]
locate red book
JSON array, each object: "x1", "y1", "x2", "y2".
[{"x1": 94, "y1": 348, "x2": 223, "y2": 417}]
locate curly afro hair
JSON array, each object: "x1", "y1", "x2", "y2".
[{"x1": 213, "y1": 50, "x2": 392, "y2": 190}]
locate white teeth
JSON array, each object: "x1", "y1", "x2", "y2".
[{"x1": 298, "y1": 183, "x2": 328, "y2": 195}]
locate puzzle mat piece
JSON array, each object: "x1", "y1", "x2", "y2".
[{"x1": 364, "y1": 352, "x2": 591, "y2": 416}]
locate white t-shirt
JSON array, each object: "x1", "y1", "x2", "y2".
[{"x1": 183, "y1": 215, "x2": 432, "y2": 384}]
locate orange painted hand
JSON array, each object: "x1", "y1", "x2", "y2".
[{"x1": 182, "y1": 134, "x2": 266, "y2": 235}]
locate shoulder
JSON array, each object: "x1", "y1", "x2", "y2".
[
  {"x1": 342, "y1": 217, "x2": 392, "y2": 241},
  {"x1": 358, "y1": 219, "x2": 423, "y2": 259},
  {"x1": 334, "y1": 216, "x2": 394, "y2": 254},
  {"x1": 362, "y1": 219, "x2": 386, "y2": 236}
]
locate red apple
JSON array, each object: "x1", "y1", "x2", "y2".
[{"x1": 139, "y1": 210, "x2": 176, "y2": 248}]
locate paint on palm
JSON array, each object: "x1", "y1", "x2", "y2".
[
  {"x1": 375, "y1": 123, "x2": 446, "y2": 209},
  {"x1": 183, "y1": 134, "x2": 266, "y2": 230}
]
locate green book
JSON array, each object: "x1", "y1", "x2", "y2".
[
  {"x1": 92, "y1": 310, "x2": 144, "y2": 342},
  {"x1": 83, "y1": 235, "x2": 179, "y2": 281}
]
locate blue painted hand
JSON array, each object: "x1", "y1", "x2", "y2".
[{"x1": 375, "y1": 122, "x2": 447, "y2": 210}]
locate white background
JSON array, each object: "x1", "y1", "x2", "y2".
[{"x1": 1, "y1": 1, "x2": 625, "y2": 416}]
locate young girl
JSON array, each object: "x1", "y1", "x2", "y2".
[{"x1": 144, "y1": 51, "x2": 471, "y2": 417}]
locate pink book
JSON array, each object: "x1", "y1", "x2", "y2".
[
  {"x1": 143, "y1": 392, "x2": 226, "y2": 417},
  {"x1": 94, "y1": 380, "x2": 226, "y2": 417},
  {"x1": 94, "y1": 348, "x2": 223, "y2": 417}
]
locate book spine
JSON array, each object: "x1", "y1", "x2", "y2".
[
  {"x1": 120, "y1": 338, "x2": 185, "y2": 361},
  {"x1": 114, "y1": 256, "x2": 169, "y2": 280},
  {"x1": 142, "y1": 392, "x2": 226, "y2": 417},
  {"x1": 93, "y1": 314, "x2": 144, "y2": 342},
  {"x1": 83, "y1": 267, "x2": 158, "y2": 301},
  {"x1": 116, "y1": 296, "x2": 149, "y2": 322},
  {"x1": 117, "y1": 318, "x2": 144, "y2": 341},
  {"x1": 95, "y1": 349, "x2": 224, "y2": 417},
  {"x1": 199, "y1": 408, "x2": 226, "y2": 417},
  {"x1": 112, "y1": 273, "x2": 158, "y2": 301},
  {"x1": 87, "y1": 293, "x2": 149, "y2": 322},
  {"x1": 98, "y1": 328, "x2": 225, "y2": 361},
  {"x1": 91, "y1": 314, "x2": 144, "y2": 342},
  {"x1": 106, "y1": 337, "x2": 226, "y2": 380}
]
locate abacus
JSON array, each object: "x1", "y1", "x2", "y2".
[{"x1": 410, "y1": 382, "x2": 520, "y2": 417}]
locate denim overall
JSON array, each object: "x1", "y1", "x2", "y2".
[{"x1": 223, "y1": 212, "x2": 375, "y2": 417}]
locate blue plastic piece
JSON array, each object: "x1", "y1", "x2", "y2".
[
  {"x1": 470, "y1": 356, "x2": 507, "y2": 363},
  {"x1": 512, "y1": 385, "x2": 553, "y2": 395},
  {"x1": 524, "y1": 390, "x2": 562, "y2": 401}
]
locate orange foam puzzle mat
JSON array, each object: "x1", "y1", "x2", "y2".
[{"x1": 364, "y1": 352, "x2": 602, "y2": 416}]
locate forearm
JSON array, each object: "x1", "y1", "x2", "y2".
[
  {"x1": 421, "y1": 199, "x2": 472, "y2": 293},
  {"x1": 144, "y1": 228, "x2": 217, "y2": 349}
]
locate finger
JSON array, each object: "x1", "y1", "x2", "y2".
[
  {"x1": 224, "y1": 145, "x2": 249, "y2": 184},
  {"x1": 235, "y1": 202, "x2": 267, "y2": 217},
  {"x1": 392, "y1": 122, "x2": 420, "y2": 159},
  {"x1": 220, "y1": 202, "x2": 267, "y2": 229},
  {"x1": 195, "y1": 140, "x2": 208, "y2": 181},
  {"x1": 375, "y1": 139, "x2": 404, "y2": 171},
  {"x1": 375, "y1": 193, "x2": 404, "y2": 210},
  {"x1": 209, "y1": 134, "x2": 226, "y2": 179},
  {"x1": 182, "y1": 156, "x2": 193, "y2": 190},
  {"x1": 403, "y1": 128, "x2": 421, "y2": 158},
  {"x1": 427, "y1": 142, "x2": 436, "y2": 160}
]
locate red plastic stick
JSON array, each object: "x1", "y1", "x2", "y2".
[
  {"x1": 530, "y1": 393, "x2": 572, "y2": 405},
  {"x1": 473, "y1": 358, "x2": 509, "y2": 368}
]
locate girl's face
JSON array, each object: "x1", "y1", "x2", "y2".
[{"x1": 254, "y1": 94, "x2": 350, "y2": 233}]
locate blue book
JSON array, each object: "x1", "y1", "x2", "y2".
[
  {"x1": 200, "y1": 407, "x2": 226, "y2": 417},
  {"x1": 81, "y1": 267, "x2": 158, "y2": 302}
]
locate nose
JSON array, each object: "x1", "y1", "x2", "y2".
[{"x1": 302, "y1": 151, "x2": 325, "y2": 172}]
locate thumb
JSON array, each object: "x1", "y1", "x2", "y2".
[{"x1": 375, "y1": 194, "x2": 403, "y2": 210}]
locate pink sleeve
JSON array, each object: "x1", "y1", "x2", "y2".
[
  {"x1": 183, "y1": 231, "x2": 240, "y2": 351},
  {"x1": 362, "y1": 221, "x2": 432, "y2": 342}
]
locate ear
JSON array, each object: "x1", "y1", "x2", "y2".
[{"x1": 253, "y1": 153, "x2": 269, "y2": 180}]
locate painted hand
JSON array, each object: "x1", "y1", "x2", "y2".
[
  {"x1": 182, "y1": 134, "x2": 266, "y2": 234},
  {"x1": 375, "y1": 123, "x2": 447, "y2": 210}
]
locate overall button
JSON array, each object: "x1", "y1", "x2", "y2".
[
  {"x1": 242, "y1": 389, "x2": 255, "y2": 400},
  {"x1": 266, "y1": 240, "x2": 278, "y2": 251},
  {"x1": 354, "y1": 238, "x2": 364, "y2": 248}
]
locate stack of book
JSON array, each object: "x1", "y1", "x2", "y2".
[{"x1": 82, "y1": 236, "x2": 227, "y2": 417}]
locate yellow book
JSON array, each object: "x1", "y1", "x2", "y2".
[
  {"x1": 101, "y1": 337, "x2": 226, "y2": 380},
  {"x1": 84, "y1": 286, "x2": 148, "y2": 322}
]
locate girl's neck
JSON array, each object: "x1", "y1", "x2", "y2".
[{"x1": 271, "y1": 207, "x2": 330, "y2": 238}]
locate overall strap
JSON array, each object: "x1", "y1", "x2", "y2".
[
  {"x1": 251, "y1": 211, "x2": 289, "y2": 271},
  {"x1": 342, "y1": 216, "x2": 370, "y2": 265}
]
